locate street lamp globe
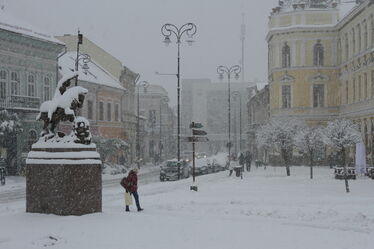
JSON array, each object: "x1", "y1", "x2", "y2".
[
  {"x1": 163, "y1": 36, "x2": 171, "y2": 46},
  {"x1": 219, "y1": 73, "x2": 224, "y2": 80},
  {"x1": 186, "y1": 33, "x2": 195, "y2": 46},
  {"x1": 235, "y1": 73, "x2": 240, "y2": 80}
]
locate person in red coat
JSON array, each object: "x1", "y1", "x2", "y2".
[{"x1": 124, "y1": 168, "x2": 143, "y2": 212}]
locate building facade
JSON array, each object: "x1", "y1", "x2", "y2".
[
  {"x1": 182, "y1": 78, "x2": 254, "y2": 155},
  {"x1": 136, "y1": 84, "x2": 175, "y2": 163},
  {"x1": 0, "y1": 11, "x2": 65, "y2": 174},
  {"x1": 266, "y1": 0, "x2": 374, "y2": 163},
  {"x1": 56, "y1": 35, "x2": 139, "y2": 164}
]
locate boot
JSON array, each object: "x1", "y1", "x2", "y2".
[
  {"x1": 125, "y1": 206, "x2": 130, "y2": 212},
  {"x1": 137, "y1": 208, "x2": 144, "y2": 212}
]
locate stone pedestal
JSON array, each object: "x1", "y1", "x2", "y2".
[{"x1": 26, "y1": 143, "x2": 102, "y2": 216}]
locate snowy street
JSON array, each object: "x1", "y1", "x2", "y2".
[{"x1": 1, "y1": 166, "x2": 373, "y2": 249}]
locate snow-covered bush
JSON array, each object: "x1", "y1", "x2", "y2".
[
  {"x1": 0, "y1": 110, "x2": 23, "y2": 170},
  {"x1": 256, "y1": 118, "x2": 303, "y2": 176},
  {"x1": 92, "y1": 136, "x2": 129, "y2": 164},
  {"x1": 295, "y1": 126, "x2": 324, "y2": 179},
  {"x1": 322, "y1": 119, "x2": 361, "y2": 192}
]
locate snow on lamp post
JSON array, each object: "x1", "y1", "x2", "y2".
[
  {"x1": 217, "y1": 65, "x2": 241, "y2": 169},
  {"x1": 161, "y1": 23, "x2": 197, "y2": 162}
]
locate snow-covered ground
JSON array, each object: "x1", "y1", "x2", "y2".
[{"x1": 0, "y1": 166, "x2": 373, "y2": 249}]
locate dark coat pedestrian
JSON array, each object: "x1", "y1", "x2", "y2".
[
  {"x1": 245, "y1": 152, "x2": 252, "y2": 172},
  {"x1": 239, "y1": 153, "x2": 245, "y2": 166},
  {"x1": 122, "y1": 168, "x2": 143, "y2": 212}
]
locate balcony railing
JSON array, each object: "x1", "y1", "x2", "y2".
[{"x1": 0, "y1": 95, "x2": 40, "y2": 110}]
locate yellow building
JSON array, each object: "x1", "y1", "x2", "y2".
[{"x1": 267, "y1": 0, "x2": 374, "y2": 161}]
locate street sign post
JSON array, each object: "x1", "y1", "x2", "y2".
[{"x1": 188, "y1": 122, "x2": 209, "y2": 191}]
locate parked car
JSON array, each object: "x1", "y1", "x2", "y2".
[
  {"x1": 367, "y1": 167, "x2": 374, "y2": 179},
  {"x1": 160, "y1": 160, "x2": 190, "y2": 181}
]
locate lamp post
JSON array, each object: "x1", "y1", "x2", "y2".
[
  {"x1": 159, "y1": 96, "x2": 169, "y2": 163},
  {"x1": 232, "y1": 91, "x2": 242, "y2": 154},
  {"x1": 217, "y1": 65, "x2": 241, "y2": 168},
  {"x1": 136, "y1": 81, "x2": 149, "y2": 168},
  {"x1": 161, "y1": 23, "x2": 197, "y2": 162}
]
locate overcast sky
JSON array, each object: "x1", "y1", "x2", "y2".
[{"x1": 2, "y1": 0, "x2": 354, "y2": 106}]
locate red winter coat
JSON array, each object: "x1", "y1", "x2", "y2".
[{"x1": 125, "y1": 170, "x2": 138, "y2": 193}]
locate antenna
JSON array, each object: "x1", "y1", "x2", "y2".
[{"x1": 240, "y1": 12, "x2": 246, "y2": 83}]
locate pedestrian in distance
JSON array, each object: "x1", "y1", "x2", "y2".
[
  {"x1": 245, "y1": 151, "x2": 252, "y2": 172},
  {"x1": 239, "y1": 153, "x2": 245, "y2": 173},
  {"x1": 120, "y1": 168, "x2": 143, "y2": 212}
]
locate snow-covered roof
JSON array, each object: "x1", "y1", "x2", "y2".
[
  {"x1": 59, "y1": 52, "x2": 125, "y2": 91},
  {"x1": 256, "y1": 82, "x2": 268, "y2": 92},
  {"x1": 0, "y1": 10, "x2": 64, "y2": 45}
]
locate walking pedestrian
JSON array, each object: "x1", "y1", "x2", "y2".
[
  {"x1": 239, "y1": 153, "x2": 245, "y2": 172},
  {"x1": 121, "y1": 168, "x2": 143, "y2": 212},
  {"x1": 245, "y1": 151, "x2": 252, "y2": 172}
]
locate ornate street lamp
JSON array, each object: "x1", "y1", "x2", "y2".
[
  {"x1": 136, "y1": 80, "x2": 149, "y2": 168},
  {"x1": 217, "y1": 65, "x2": 241, "y2": 168},
  {"x1": 161, "y1": 23, "x2": 197, "y2": 162}
]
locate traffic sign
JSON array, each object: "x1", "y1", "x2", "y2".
[
  {"x1": 192, "y1": 129, "x2": 207, "y2": 136},
  {"x1": 190, "y1": 122, "x2": 204, "y2": 129},
  {"x1": 184, "y1": 136, "x2": 209, "y2": 143}
]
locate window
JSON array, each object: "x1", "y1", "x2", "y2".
[
  {"x1": 352, "y1": 28, "x2": 356, "y2": 54},
  {"x1": 337, "y1": 39, "x2": 342, "y2": 64},
  {"x1": 281, "y1": 85, "x2": 291, "y2": 109},
  {"x1": 357, "y1": 24, "x2": 361, "y2": 52},
  {"x1": 87, "y1": 100, "x2": 93, "y2": 120},
  {"x1": 107, "y1": 103, "x2": 112, "y2": 121},
  {"x1": 313, "y1": 40, "x2": 324, "y2": 66},
  {"x1": 358, "y1": 75, "x2": 362, "y2": 101},
  {"x1": 282, "y1": 42, "x2": 291, "y2": 68},
  {"x1": 27, "y1": 74, "x2": 35, "y2": 97},
  {"x1": 149, "y1": 110, "x2": 156, "y2": 128},
  {"x1": 346, "y1": 81, "x2": 349, "y2": 104},
  {"x1": 353, "y1": 77, "x2": 356, "y2": 102},
  {"x1": 313, "y1": 84, "x2": 324, "y2": 108},
  {"x1": 44, "y1": 77, "x2": 51, "y2": 101},
  {"x1": 115, "y1": 104, "x2": 119, "y2": 122},
  {"x1": 99, "y1": 102, "x2": 104, "y2": 121},
  {"x1": 371, "y1": 16, "x2": 374, "y2": 46},
  {"x1": 372, "y1": 70, "x2": 374, "y2": 98},
  {"x1": 364, "y1": 73, "x2": 368, "y2": 100},
  {"x1": 345, "y1": 33, "x2": 349, "y2": 59},
  {"x1": 364, "y1": 22, "x2": 368, "y2": 50},
  {"x1": 0, "y1": 70, "x2": 7, "y2": 99},
  {"x1": 11, "y1": 72, "x2": 19, "y2": 95}
]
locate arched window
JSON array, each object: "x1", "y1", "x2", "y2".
[
  {"x1": 27, "y1": 74, "x2": 36, "y2": 97},
  {"x1": 0, "y1": 70, "x2": 7, "y2": 99},
  {"x1": 43, "y1": 77, "x2": 51, "y2": 101},
  {"x1": 11, "y1": 72, "x2": 20, "y2": 96},
  {"x1": 282, "y1": 42, "x2": 291, "y2": 68},
  {"x1": 313, "y1": 40, "x2": 324, "y2": 66}
]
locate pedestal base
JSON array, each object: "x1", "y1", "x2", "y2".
[{"x1": 26, "y1": 145, "x2": 102, "y2": 216}]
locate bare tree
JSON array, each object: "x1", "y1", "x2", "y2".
[
  {"x1": 257, "y1": 118, "x2": 303, "y2": 176},
  {"x1": 295, "y1": 127, "x2": 324, "y2": 179},
  {"x1": 322, "y1": 119, "x2": 361, "y2": 193}
]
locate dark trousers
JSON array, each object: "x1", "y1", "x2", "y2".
[
  {"x1": 246, "y1": 162, "x2": 251, "y2": 171},
  {"x1": 126, "y1": 191, "x2": 141, "y2": 210}
]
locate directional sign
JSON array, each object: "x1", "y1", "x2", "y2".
[
  {"x1": 190, "y1": 122, "x2": 204, "y2": 129},
  {"x1": 192, "y1": 129, "x2": 207, "y2": 136},
  {"x1": 184, "y1": 136, "x2": 209, "y2": 143}
]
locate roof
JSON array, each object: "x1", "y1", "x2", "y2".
[
  {"x1": 256, "y1": 82, "x2": 268, "y2": 91},
  {"x1": 0, "y1": 10, "x2": 64, "y2": 45},
  {"x1": 58, "y1": 52, "x2": 125, "y2": 91}
]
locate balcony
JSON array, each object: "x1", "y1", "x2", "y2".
[{"x1": 0, "y1": 95, "x2": 40, "y2": 111}]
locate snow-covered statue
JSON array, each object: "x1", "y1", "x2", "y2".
[{"x1": 36, "y1": 71, "x2": 90, "y2": 144}]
